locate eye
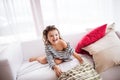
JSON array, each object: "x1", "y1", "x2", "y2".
[
  {"x1": 55, "y1": 34, "x2": 58, "y2": 36},
  {"x1": 50, "y1": 35, "x2": 53, "y2": 37}
]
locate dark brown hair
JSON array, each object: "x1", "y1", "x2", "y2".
[{"x1": 43, "y1": 25, "x2": 62, "y2": 45}]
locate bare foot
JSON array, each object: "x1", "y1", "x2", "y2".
[{"x1": 29, "y1": 57, "x2": 37, "y2": 62}]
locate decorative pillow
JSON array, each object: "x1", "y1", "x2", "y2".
[
  {"x1": 106, "y1": 22, "x2": 115, "y2": 33},
  {"x1": 86, "y1": 22, "x2": 115, "y2": 33},
  {"x1": 75, "y1": 24, "x2": 107, "y2": 54},
  {"x1": 82, "y1": 31, "x2": 120, "y2": 73}
]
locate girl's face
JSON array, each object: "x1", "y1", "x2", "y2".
[{"x1": 47, "y1": 30, "x2": 60, "y2": 45}]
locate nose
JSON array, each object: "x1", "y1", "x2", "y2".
[{"x1": 53, "y1": 35, "x2": 56, "y2": 39}]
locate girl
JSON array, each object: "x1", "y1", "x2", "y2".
[{"x1": 29, "y1": 25, "x2": 83, "y2": 77}]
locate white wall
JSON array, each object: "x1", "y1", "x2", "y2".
[{"x1": 40, "y1": 0, "x2": 114, "y2": 35}]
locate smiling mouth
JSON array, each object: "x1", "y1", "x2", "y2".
[{"x1": 53, "y1": 39, "x2": 58, "y2": 42}]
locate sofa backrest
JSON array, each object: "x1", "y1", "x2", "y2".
[
  {"x1": 21, "y1": 39, "x2": 45, "y2": 61},
  {"x1": 21, "y1": 32, "x2": 85, "y2": 61}
]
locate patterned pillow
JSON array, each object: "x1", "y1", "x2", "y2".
[
  {"x1": 58, "y1": 63, "x2": 102, "y2": 80},
  {"x1": 75, "y1": 24, "x2": 107, "y2": 54}
]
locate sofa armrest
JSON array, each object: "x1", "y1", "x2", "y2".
[
  {"x1": 0, "y1": 42, "x2": 23, "y2": 80},
  {"x1": 0, "y1": 59, "x2": 14, "y2": 80}
]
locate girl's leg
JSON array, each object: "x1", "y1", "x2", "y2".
[
  {"x1": 29, "y1": 57, "x2": 38, "y2": 62},
  {"x1": 37, "y1": 56, "x2": 48, "y2": 64},
  {"x1": 54, "y1": 58, "x2": 63, "y2": 65},
  {"x1": 37, "y1": 57, "x2": 63, "y2": 64},
  {"x1": 30, "y1": 56, "x2": 63, "y2": 64},
  {"x1": 29, "y1": 56, "x2": 47, "y2": 64}
]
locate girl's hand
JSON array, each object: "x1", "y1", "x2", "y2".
[
  {"x1": 73, "y1": 52, "x2": 84, "y2": 64},
  {"x1": 79, "y1": 58, "x2": 84, "y2": 64},
  {"x1": 53, "y1": 65, "x2": 62, "y2": 77}
]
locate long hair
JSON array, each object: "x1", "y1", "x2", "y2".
[{"x1": 43, "y1": 25, "x2": 62, "y2": 45}]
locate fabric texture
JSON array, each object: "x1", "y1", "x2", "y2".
[
  {"x1": 58, "y1": 62, "x2": 102, "y2": 80},
  {"x1": 82, "y1": 31, "x2": 120, "y2": 73},
  {"x1": 75, "y1": 24, "x2": 107, "y2": 54}
]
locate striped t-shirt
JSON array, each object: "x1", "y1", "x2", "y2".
[{"x1": 45, "y1": 42, "x2": 74, "y2": 68}]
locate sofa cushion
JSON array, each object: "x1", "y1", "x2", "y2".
[
  {"x1": 17, "y1": 54, "x2": 93, "y2": 80},
  {"x1": 75, "y1": 24, "x2": 107, "y2": 54},
  {"x1": 82, "y1": 30, "x2": 120, "y2": 73}
]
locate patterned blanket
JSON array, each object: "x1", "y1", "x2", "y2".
[{"x1": 58, "y1": 62, "x2": 102, "y2": 80}]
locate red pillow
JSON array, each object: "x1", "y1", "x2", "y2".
[{"x1": 75, "y1": 24, "x2": 107, "y2": 54}]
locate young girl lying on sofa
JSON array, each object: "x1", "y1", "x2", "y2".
[{"x1": 29, "y1": 25, "x2": 83, "y2": 77}]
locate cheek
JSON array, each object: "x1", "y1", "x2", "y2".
[
  {"x1": 58, "y1": 36, "x2": 60, "y2": 38},
  {"x1": 48, "y1": 37, "x2": 52, "y2": 41}
]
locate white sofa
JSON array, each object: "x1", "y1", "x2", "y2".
[{"x1": 0, "y1": 32, "x2": 120, "y2": 80}]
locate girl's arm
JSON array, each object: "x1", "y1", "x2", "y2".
[
  {"x1": 61, "y1": 40, "x2": 83, "y2": 64},
  {"x1": 73, "y1": 52, "x2": 83, "y2": 64},
  {"x1": 45, "y1": 45, "x2": 62, "y2": 77},
  {"x1": 53, "y1": 65, "x2": 62, "y2": 77}
]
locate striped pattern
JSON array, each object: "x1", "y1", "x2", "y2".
[{"x1": 45, "y1": 42, "x2": 74, "y2": 68}]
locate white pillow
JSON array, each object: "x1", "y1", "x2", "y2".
[
  {"x1": 82, "y1": 31, "x2": 120, "y2": 73},
  {"x1": 106, "y1": 22, "x2": 115, "y2": 33}
]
